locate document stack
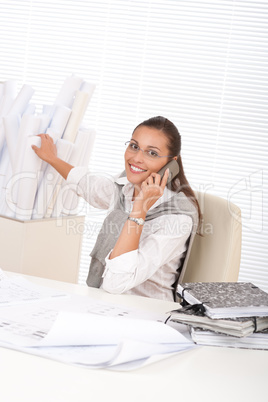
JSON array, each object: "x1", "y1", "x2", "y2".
[
  {"x1": 0, "y1": 75, "x2": 96, "y2": 220},
  {"x1": 169, "y1": 282, "x2": 268, "y2": 350}
]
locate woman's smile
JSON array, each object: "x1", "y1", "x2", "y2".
[{"x1": 129, "y1": 163, "x2": 147, "y2": 174}]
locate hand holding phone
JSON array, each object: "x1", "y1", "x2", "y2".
[{"x1": 157, "y1": 159, "x2": 179, "y2": 185}]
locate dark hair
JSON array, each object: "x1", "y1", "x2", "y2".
[{"x1": 133, "y1": 116, "x2": 202, "y2": 223}]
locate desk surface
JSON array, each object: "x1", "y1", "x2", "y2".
[{"x1": 1, "y1": 273, "x2": 267, "y2": 402}]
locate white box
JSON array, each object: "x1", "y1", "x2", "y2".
[{"x1": 0, "y1": 215, "x2": 85, "y2": 283}]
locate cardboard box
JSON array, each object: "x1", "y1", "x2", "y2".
[{"x1": 0, "y1": 215, "x2": 85, "y2": 283}]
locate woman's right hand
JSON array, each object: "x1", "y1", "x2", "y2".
[
  {"x1": 32, "y1": 134, "x2": 57, "y2": 164},
  {"x1": 32, "y1": 133, "x2": 74, "y2": 180}
]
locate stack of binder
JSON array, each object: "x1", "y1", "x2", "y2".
[{"x1": 169, "y1": 282, "x2": 268, "y2": 350}]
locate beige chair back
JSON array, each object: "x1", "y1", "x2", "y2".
[{"x1": 179, "y1": 191, "x2": 242, "y2": 283}]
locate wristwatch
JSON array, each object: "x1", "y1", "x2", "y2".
[{"x1": 127, "y1": 217, "x2": 145, "y2": 226}]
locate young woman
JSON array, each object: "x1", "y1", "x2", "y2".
[{"x1": 32, "y1": 116, "x2": 200, "y2": 301}]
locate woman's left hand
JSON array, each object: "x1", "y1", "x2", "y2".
[{"x1": 133, "y1": 168, "x2": 170, "y2": 215}]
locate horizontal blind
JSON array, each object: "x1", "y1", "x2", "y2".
[{"x1": 0, "y1": 0, "x2": 267, "y2": 291}]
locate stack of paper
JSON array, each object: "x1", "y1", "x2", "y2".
[
  {"x1": 190, "y1": 328, "x2": 268, "y2": 350},
  {"x1": 169, "y1": 308, "x2": 268, "y2": 337},
  {"x1": 171, "y1": 282, "x2": 268, "y2": 349}
]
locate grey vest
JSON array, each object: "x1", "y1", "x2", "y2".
[{"x1": 86, "y1": 178, "x2": 198, "y2": 292}]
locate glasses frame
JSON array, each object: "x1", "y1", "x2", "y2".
[{"x1": 125, "y1": 141, "x2": 173, "y2": 159}]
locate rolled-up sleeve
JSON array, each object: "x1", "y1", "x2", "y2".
[
  {"x1": 101, "y1": 214, "x2": 192, "y2": 294},
  {"x1": 66, "y1": 167, "x2": 117, "y2": 210}
]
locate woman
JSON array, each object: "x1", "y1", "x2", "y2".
[{"x1": 32, "y1": 116, "x2": 200, "y2": 301}]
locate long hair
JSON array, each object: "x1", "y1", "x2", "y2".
[{"x1": 133, "y1": 116, "x2": 202, "y2": 224}]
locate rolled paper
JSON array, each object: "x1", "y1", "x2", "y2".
[
  {"x1": 42, "y1": 104, "x2": 55, "y2": 118},
  {"x1": 80, "y1": 81, "x2": 96, "y2": 102},
  {"x1": 32, "y1": 139, "x2": 74, "y2": 219},
  {"x1": 0, "y1": 80, "x2": 17, "y2": 116},
  {"x1": 55, "y1": 75, "x2": 83, "y2": 108},
  {"x1": 0, "y1": 83, "x2": 4, "y2": 99},
  {"x1": 24, "y1": 103, "x2": 36, "y2": 115},
  {"x1": 53, "y1": 129, "x2": 90, "y2": 217},
  {"x1": 58, "y1": 129, "x2": 96, "y2": 217},
  {"x1": 0, "y1": 145, "x2": 10, "y2": 191},
  {"x1": 1, "y1": 84, "x2": 34, "y2": 162},
  {"x1": 8, "y1": 84, "x2": 34, "y2": 116},
  {"x1": 37, "y1": 113, "x2": 51, "y2": 133},
  {"x1": 45, "y1": 128, "x2": 60, "y2": 142},
  {"x1": 0, "y1": 114, "x2": 20, "y2": 209},
  {"x1": 15, "y1": 136, "x2": 43, "y2": 220},
  {"x1": 44, "y1": 139, "x2": 74, "y2": 218},
  {"x1": 11, "y1": 115, "x2": 42, "y2": 209},
  {"x1": 47, "y1": 105, "x2": 72, "y2": 140},
  {"x1": 62, "y1": 91, "x2": 90, "y2": 143},
  {"x1": 1, "y1": 146, "x2": 17, "y2": 218},
  {"x1": 31, "y1": 168, "x2": 56, "y2": 219},
  {"x1": 13, "y1": 114, "x2": 42, "y2": 176},
  {"x1": 0, "y1": 124, "x2": 6, "y2": 157},
  {"x1": 0, "y1": 81, "x2": 17, "y2": 154},
  {"x1": 3, "y1": 114, "x2": 20, "y2": 171}
]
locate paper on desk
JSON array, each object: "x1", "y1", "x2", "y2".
[
  {"x1": 0, "y1": 271, "x2": 66, "y2": 306},
  {"x1": 0, "y1": 308, "x2": 186, "y2": 348},
  {"x1": 36, "y1": 310, "x2": 186, "y2": 347},
  {"x1": 23, "y1": 338, "x2": 194, "y2": 370},
  {"x1": 0, "y1": 272, "x2": 196, "y2": 370}
]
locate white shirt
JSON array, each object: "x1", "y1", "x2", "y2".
[{"x1": 67, "y1": 167, "x2": 192, "y2": 301}]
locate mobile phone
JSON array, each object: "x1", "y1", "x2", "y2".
[{"x1": 157, "y1": 159, "x2": 179, "y2": 184}]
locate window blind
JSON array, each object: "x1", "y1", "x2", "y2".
[{"x1": 0, "y1": 0, "x2": 267, "y2": 290}]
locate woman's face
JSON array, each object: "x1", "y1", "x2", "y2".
[{"x1": 124, "y1": 125, "x2": 173, "y2": 187}]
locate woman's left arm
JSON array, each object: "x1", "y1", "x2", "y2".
[
  {"x1": 109, "y1": 169, "x2": 169, "y2": 259},
  {"x1": 102, "y1": 214, "x2": 192, "y2": 294}
]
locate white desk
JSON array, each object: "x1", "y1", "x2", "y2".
[{"x1": 1, "y1": 273, "x2": 267, "y2": 402}]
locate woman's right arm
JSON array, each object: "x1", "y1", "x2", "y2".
[
  {"x1": 32, "y1": 133, "x2": 116, "y2": 210},
  {"x1": 31, "y1": 133, "x2": 74, "y2": 180}
]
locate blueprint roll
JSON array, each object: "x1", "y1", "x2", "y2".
[
  {"x1": 38, "y1": 113, "x2": 51, "y2": 133},
  {"x1": 31, "y1": 167, "x2": 56, "y2": 220},
  {"x1": 62, "y1": 91, "x2": 90, "y2": 143},
  {"x1": 0, "y1": 82, "x2": 3, "y2": 99},
  {"x1": 0, "y1": 81, "x2": 17, "y2": 153},
  {"x1": 45, "y1": 128, "x2": 60, "y2": 142},
  {"x1": 47, "y1": 105, "x2": 72, "y2": 140},
  {"x1": 3, "y1": 114, "x2": 20, "y2": 172},
  {"x1": 1, "y1": 115, "x2": 20, "y2": 217},
  {"x1": 58, "y1": 129, "x2": 96, "y2": 217},
  {"x1": 1, "y1": 147, "x2": 16, "y2": 218},
  {"x1": 9, "y1": 84, "x2": 34, "y2": 116},
  {"x1": 80, "y1": 81, "x2": 96, "y2": 103},
  {"x1": 0, "y1": 145, "x2": 11, "y2": 204},
  {"x1": 44, "y1": 139, "x2": 74, "y2": 218},
  {"x1": 32, "y1": 139, "x2": 74, "y2": 219},
  {"x1": 11, "y1": 115, "x2": 42, "y2": 212},
  {"x1": 24, "y1": 103, "x2": 36, "y2": 115},
  {"x1": 13, "y1": 114, "x2": 42, "y2": 176},
  {"x1": 0, "y1": 80, "x2": 16, "y2": 115},
  {"x1": 15, "y1": 136, "x2": 43, "y2": 220},
  {"x1": 0, "y1": 82, "x2": 33, "y2": 155},
  {"x1": 55, "y1": 75, "x2": 83, "y2": 108}
]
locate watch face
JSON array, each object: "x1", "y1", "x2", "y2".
[{"x1": 128, "y1": 217, "x2": 144, "y2": 225}]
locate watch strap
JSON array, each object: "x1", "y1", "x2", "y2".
[{"x1": 127, "y1": 217, "x2": 145, "y2": 226}]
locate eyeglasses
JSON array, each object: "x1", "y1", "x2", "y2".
[{"x1": 125, "y1": 141, "x2": 173, "y2": 160}]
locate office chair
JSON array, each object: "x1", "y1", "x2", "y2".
[{"x1": 178, "y1": 191, "x2": 242, "y2": 284}]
